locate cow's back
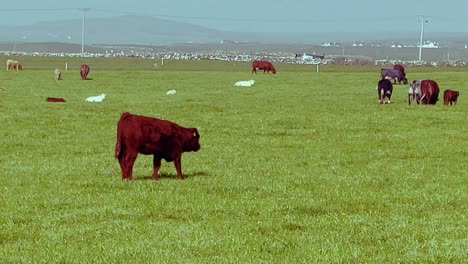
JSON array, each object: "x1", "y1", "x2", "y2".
[
  {"x1": 421, "y1": 80, "x2": 440, "y2": 104},
  {"x1": 393, "y1": 64, "x2": 405, "y2": 75},
  {"x1": 116, "y1": 112, "x2": 182, "y2": 156}
]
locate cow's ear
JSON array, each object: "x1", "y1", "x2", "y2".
[{"x1": 192, "y1": 128, "x2": 199, "y2": 137}]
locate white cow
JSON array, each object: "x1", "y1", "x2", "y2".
[
  {"x1": 85, "y1": 93, "x2": 106, "y2": 102},
  {"x1": 54, "y1": 68, "x2": 62, "y2": 80},
  {"x1": 234, "y1": 80, "x2": 255, "y2": 87}
]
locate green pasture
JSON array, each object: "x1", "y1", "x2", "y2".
[{"x1": 0, "y1": 57, "x2": 467, "y2": 263}]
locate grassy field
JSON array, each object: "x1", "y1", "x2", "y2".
[{"x1": 0, "y1": 57, "x2": 467, "y2": 263}]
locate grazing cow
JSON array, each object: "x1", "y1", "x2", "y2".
[
  {"x1": 408, "y1": 80, "x2": 440, "y2": 105},
  {"x1": 443, "y1": 89, "x2": 460, "y2": 105},
  {"x1": 377, "y1": 79, "x2": 393, "y2": 104},
  {"x1": 115, "y1": 112, "x2": 201, "y2": 180},
  {"x1": 54, "y1": 68, "x2": 62, "y2": 80},
  {"x1": 80, "y1": 64, "x2": 90, "y2": 80},
  {"x1": 252, "y1": 60, "x2": 276, "y2": 74},
  {"x1": 393, "y1": 64, "x2": 406, "y2": 76},
  {"x1": 46, "y1": 97, "x2": 66, "y2": 102},
  {"x1": 234, "y1": 80, "x2": 255, "y2": 87},
  {"x1": 85, "y1": 93, "x2": 106, "y2": 102},
  {"x1": 6, "y1": 59, "x2": 22, "y2": 71},
  {"x1": 381, "y1": 68, "x2": 407, "y2": 84}
]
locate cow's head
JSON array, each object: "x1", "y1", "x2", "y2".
[
  {"x1": 184, "y1": 128, "x2": 201, "y2": 152},
  {"x1": 408, "y1": 80, "x2": 422, "y2": 105}
]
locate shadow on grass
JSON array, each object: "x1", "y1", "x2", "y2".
[{"x1": 133, "y1": 170, "x2": 209, "y2": 181}]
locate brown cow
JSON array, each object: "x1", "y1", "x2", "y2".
[
  {"x1": 408, "y1": 80, "x2": 440, "y2": 105},
  {"x1": 393, "y1": 64, "x2": 406, "y2": 76},
  {"x1": 443, "y1": 89, "x2": 460, "y2": 105},
  {"x1": 252, "y1": 60, "x2": 276, "y2": 74},
  {"x1": 80, "y1": 64, "x2": 90, "y2": 80},
  {"x1": 46, "y1": 97, "x2": 66, "y2": 102},
  {"x1": 115, "y1": 112, "x2": 201, "y2": 180}
]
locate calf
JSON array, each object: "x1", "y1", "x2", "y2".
[
  {"x1": 115, "y1": 112, "x2": 201, "y2": 180},
  {"x1": 377, "y1": 79, "x2": 393, "y2": 104},
  {"x1": 443, "y1": 89, "x2": 460, "y2": 105}
]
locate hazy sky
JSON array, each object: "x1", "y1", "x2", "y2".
[{"x1": 0, "y1": 0, "x2": 467, "y2": 33}]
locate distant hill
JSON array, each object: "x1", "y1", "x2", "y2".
[{"x1": 0, "y1": 15, "x2": 467, "y2": 46}]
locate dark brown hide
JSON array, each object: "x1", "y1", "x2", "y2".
[
  {"x1": 443, "y1": 89, "x2": 459, "y2": 105},
  {"x1": 115, "y1": 112, "x2": 201, "y2": 180},
  {"x1": 46, "y1": 97, "x2": 66, "y2": 102},
  {"x1": 393, "y1": 64, "x2": 406, "y2": 76},
  {"x1": 80, "y1": 64, "x2": 90, "y2": 80}
]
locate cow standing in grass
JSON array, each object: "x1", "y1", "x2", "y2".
[
  {"x1": 252, "y1": 60, "x2": 276, "y2": 74},
  {"x1": 115, "y1": 112, "x2": 201, "y2": 180},
  {"x1": 80, "y1": 64, "x2": 90, "y2": 80},
  {"x1": 408, "y1": 80, "x2": 440, "y2": 105},
  {"x1": 377, "y1": 79, "x2": 393, "y2": 104},
  {"x1": 443, "y1": 89, "x2": 460, "y2": 105},
  {"x1": 6, "y1": 59, "x2": 22, "y2": 71},
  {"x1": 55, "y1": 68, "x2": 62, "y2": 80},
  {"x1": 381, "y1": 69, "x2": 407, "y2": 84}
]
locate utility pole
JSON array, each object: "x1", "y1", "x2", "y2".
[
  {"x1": 418, "y1": 16, "x2": 428, "y2": 62},
  {"x1": 80, "y1": 8, "x2": 91, "y2": 55}
]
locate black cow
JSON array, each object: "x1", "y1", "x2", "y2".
[
  {"x1": 377, "y1": 79, "x2": 393, "y2": 104},
  {"x1": 381, "y1": 68, "x2": 407, "y2": 84}
]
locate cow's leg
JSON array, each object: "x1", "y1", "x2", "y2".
[
  {"x1": 174, "y1": 156, "x2": 184, "y2": 179},
  {"x1": 152, "y1": 156, "x2": 162, "y2": 180},
  {"x1": 120, "y1": 151, "x2": 137, "y2": 180},
  {"x1": 378, "y1": 87, "x2": 383, "y2": 104}
]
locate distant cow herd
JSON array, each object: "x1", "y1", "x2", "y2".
[
  {"x1": 3, "y1": 58, "x2": 462, "y2": 181},
  {"x1": 377, "y1": 63, "x2": 460, "y2": 106}
]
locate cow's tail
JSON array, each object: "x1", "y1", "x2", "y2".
[{"x1": 115, "y1": 112, "x2": 130, "y2": 159}]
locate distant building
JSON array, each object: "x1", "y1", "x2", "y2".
[
  {"x1": 390, "y1": 42, "x2": 405, "y2": 48},
  {"x1": 352, "y1": 41, "x2": 364, "y2": 47},
  {"x1": 321, "y1": 42, "x2": 341, "y2": 47},
  {"x1": 220, "y1": 40, "x2": 237, "y2": 44},
  {"x1": 419, "y1": 41, "x2": 439, "y2": 48}
]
